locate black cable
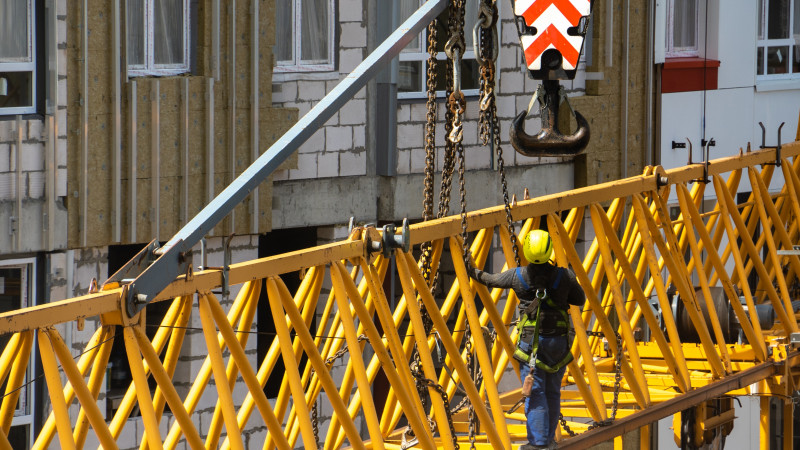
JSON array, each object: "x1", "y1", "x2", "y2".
[
  {"x1": 0, "y1": 332, "x2": 116, "y2": 401},
  {"x1": 146, "y1": 323, "x2": 518, "y2": 337}
]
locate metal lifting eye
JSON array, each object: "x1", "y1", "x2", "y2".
[{"x1": 535, "y1": 289, "x2": 548, "y2": 300}]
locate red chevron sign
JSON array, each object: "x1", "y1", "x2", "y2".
[{"x1": 514, "y1": 0, "x2": 591, "y2": 73}]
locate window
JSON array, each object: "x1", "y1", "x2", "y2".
[
  {"x1": 127, "y1": 0, "x2": 190, "y2": 77},
  {"x1": 274, "y1": 0, "x2": 335, "y2": 72},
  {"x1": 397, "y1": 0, "x2": 481, "y2": 99},
  {"x1": 666, "y1": 0, "x2": 699, "y2": 58},
  {"x1": 0, "y1": 259, "x2": 37, "y2": 448},
  {"x1": 0, "y1": 0, "x2": 37, "y2": 115},
  {"x1": 757, "y1": 0, "x2": 800, "y2": 78}
]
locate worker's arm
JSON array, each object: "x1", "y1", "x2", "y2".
[
  {"x1": 565, "y1": 269, "x2": 586, "y2": 309},
  {"x1": 467, "y1": 266, "x2": 517, "y2": 289}
]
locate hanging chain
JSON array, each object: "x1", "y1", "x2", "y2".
[
  {"x1": 420, "y1": 15, "x2": 439, "y2": 287},
  {"x1": 444, "y1": 0, "x2": 469, "y2": 266},
  {"x1": 464, "y1": 327, "x2": 477, "y2": 450},
  {"x1": 311, "y1": 398, "x2": 320, "y2": 446},
  {"x1": 559, "y1": 330, "x2": 624, "y2": 437},
  {"x1": 475, "y1": 0, "x2": 520, "y2": 269},
  {"x1": 309, "y1": 334, "x2": 369, "y2": 447},
  {"x1": 410, "y1": 364, "x2": 461, "y2": 450}
]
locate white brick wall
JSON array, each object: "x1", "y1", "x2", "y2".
[
  {"x1": 272, "y1": 0, "x2": 370, "y2": 181},
  {"x1": 0, "y1": 0, "x2": 68, "y2": 252},
  {"x1": 272, "y1": 1, "x2": 587, "y2": 184}
]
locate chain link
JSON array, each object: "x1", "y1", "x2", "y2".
[
  {"x1": 410, "y1": 362, "x2": 460, "y2": 450},
  {"x1": 309, "y1": 334, "x2": 369, "y2": 447},
  {"x1": 420, "y1": 15, "x2": 439, "y2": 287},
  {"x1": 464, "y1": 328, "x2": 477, "y2": 449},
  {"x1": 475, "y1": 0, "x2": 520, "y2": 269}
]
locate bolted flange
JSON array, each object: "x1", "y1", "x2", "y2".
[{"x1": 381, "y1": 218, "x2": 410, "y2": 258}]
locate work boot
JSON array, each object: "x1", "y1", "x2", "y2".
[{"x1": 519, "y1": 444, "x2": 549, "y2": 450}]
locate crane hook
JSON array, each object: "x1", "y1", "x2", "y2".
[{"x1": 509, "y1": 80, "x2": 590, "y2": 157}]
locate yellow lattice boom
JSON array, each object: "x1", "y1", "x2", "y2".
[{"x1": 1, "y1": 142, "x2": 800, "y2": 449}]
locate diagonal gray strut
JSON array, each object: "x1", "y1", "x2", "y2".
[{"x1": 125, "y1": 0, "x2": 447, "y2": 315}]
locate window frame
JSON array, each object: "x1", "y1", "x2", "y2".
[
  {"x1": 756, "y1": 0, "x2": 800, "y2": 81},
  {"x1": 274, "y1": 0, "x2": 336, "y2": 73},
  {"x1": 397, "y1": 50, "x2": 480, "y2": 100},
  {"x1": 665, "y1": 0, "x2": 700, "y2": 58},
  {"x1": 0, "y1": 257, "x2": 37, "y2": 449},
  {"x1": 0, "y1": 0, "x2": 37, "y2": 115},
  {"x1": 396, "y1": 0, "x2": 487, "y2": 100},
  {"x1": 127, "y1": 0, "x2": 191, "y2": 78}
]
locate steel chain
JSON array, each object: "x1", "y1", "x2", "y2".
[
  {"x1": 308, "y1": 334, "x2": 369, "y2": 446},
  {"x1": 311, "y1": 400, "x2": 319, "y2": 446},
  {"x1": 475, "y1": 0, "x2": 520, "y2": 269},
  {"x1": 440, "y1": 0, "x2": 456, "y2": 222},
  {"x1": 410, "y1": 364, "x2": 460, "y2": 450},
  {"x1": 464, "y1": 328, "x2": 477, "y2": 450},
  {"x1": 420, "y1": 15, "x2": 439, "y2": 287}
]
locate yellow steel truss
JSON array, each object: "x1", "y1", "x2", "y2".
[{"x1": 1, "y1": 142, "x2": 800, "y2": 449}]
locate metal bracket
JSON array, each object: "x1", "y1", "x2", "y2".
[
  {"x1": 699, "y1": 137, "x2": 715, "y2": 184},
  {"x1": 198, "y1": 238, "x2": 208, "y2": 270},
  {"x1": 790, "y1": 332, "x2": 800, "y2": 349},
  {"x1": 671, "y1": 140, "x2": 686, "y2": 150},
  {"x1": 760, "y1": 121, "x2": 785, "y2": 166},
  {"x1": 104, "y1": 240, "x2": 161, "y2": 289},
  {"x1": 381, "y1": 218, "x2": 410, "y2": 259},
  {"x1": 222, "y1": 234, "x2": 233, "y2": 303},
  {"x1": 700, "y1": 138, "x2": 716, "y2": 148},
  {"x1": 684, "y1": 138, "x2": 712, "y2": 184}
]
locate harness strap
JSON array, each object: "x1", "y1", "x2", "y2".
[
  {"x1": 516, "y1": 267, "x2": 530, "y2": 291},
  {"x1": 535, "y1": 351, "x2": 574, "y2": 374},
  {"x1": 515, "y1": 266, "x2": 572, "y2": 371},
  {"x1": 552, "y1": 267, "x2": 564, "y2": 290}
]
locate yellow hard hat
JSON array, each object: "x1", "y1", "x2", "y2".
[{"x1": 523, "y1": 230, "x2": 553, "y2": 264}]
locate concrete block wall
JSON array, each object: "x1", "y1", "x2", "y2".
[
  {"x1": 0, "y1": 0, "x2": 69, "y2": 254},
  {"x1": 271, "y1": 0, "x2": 369, "y2": 181},
  {"x1": 272, "y1": 2, "x2": 588, "y2": 184}
]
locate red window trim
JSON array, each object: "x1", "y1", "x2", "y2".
[{"x1": 662, "y1": 57, "x2": 720, "y2": 93}]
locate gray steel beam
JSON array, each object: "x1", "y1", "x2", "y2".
[
  {"x1": 125, "y1": 0, "x2": 446, "y2": 315},
  {"x1": 558, "y1": 358, "x2": 783, "y2": 449}
]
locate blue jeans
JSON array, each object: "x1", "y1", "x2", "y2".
[{"x1": 519, "y1": 334, "x2": 569, "y2": 446}]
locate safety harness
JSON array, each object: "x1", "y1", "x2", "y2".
[{"x1": 513, "y1": 266, "x2": 573, "y2": 373}]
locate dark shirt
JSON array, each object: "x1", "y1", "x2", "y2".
[{"x1": 469, "y1": 263, "x2": 585, "y2": 314}]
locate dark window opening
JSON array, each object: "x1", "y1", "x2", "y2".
[
  {"x1": 257, "y1": 227, "x2": 318, "y2": 398},
  {"x1": 106, "y1": 243, "x2": 171, "y2": 419}
]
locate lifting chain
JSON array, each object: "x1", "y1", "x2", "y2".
[
  {"x1": 464, "y1": 328, "x2": 478, "y2": 450},
  {"x1": 476, "y1": 0, "x2": 520, "y2": 269},
  {"x1": 558, "y1": 330, "x2": 624, "y2": 437},
  {"x1": 444, "y1": 0, "x2": 469, "y2": 268},
  {"x1": 310, "y1": 334, "x2": 369, "y2": 447},
  {"x1": 420, "y1": 14, "x2": 439, "y2": 287},
  {"x1": 410, "y1": 362, "x2": 461, "y2": 450}
]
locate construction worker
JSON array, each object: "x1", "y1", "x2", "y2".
[{"x1": 468, "y1": 229, "x2": 585, "y2": 449}]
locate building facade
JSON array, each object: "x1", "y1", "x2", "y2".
[{"x1": 4, "y1": 0, "x2": 796, "y2": 448}]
